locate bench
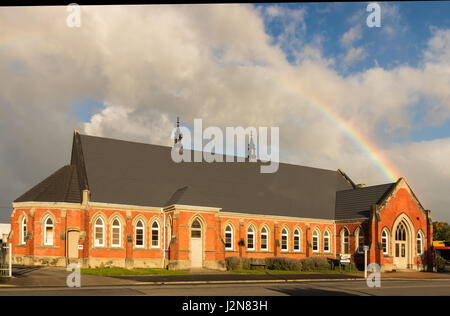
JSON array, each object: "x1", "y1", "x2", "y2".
[{"x1": 250, "y1": 263, "x2": 267, "y2": 270}]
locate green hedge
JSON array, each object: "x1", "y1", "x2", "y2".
[{"x1": 225, "y1": 256, "x2": 329, "y2": 271}]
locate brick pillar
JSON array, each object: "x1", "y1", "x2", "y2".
[
  {"x1": 239, "y1": 220, "x2": 244, "y2": 258},
  {"x1": 61, "y1": 209, "x2": 67, "y2": 264},
  {"x1": 426, "y1": 210, "x2": 433, "y2": 271},
  {"x1": 273, "y1": 223, "x2": 278, "y2": 257},
  {"x1": 215, "y1": 217, "x2": 223, "y2": 262},
  {"x1": 125, "y1": 211, "x2": 133, "y2": 268},
  {"x1": 305, "y1": 225, "x2": 310, "y2": 257},
  {"x1": 171, "y1": 213, "x2": 179, "y2": 261},
  {"x1": 369, "y1": 205, "x2": 378, "y2": 265},
  {"x1": 26, "y1": 208, "x2": 35, "y2": 257}
]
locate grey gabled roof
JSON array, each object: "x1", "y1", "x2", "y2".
[
  {"x1": 78, "y1": 134, "x2": 353, "y2": 219},
  {"x1": 16, "y1": 132, "x2": 400, "y2": 221},
  {"x1": 335, "y1": 183, "x2": 395, "y2": 220},
  {"x1": 14, "y1": 165, "x2": 82, "y2": 204}
]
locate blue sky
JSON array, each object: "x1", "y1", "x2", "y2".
[{"x1": 256, "y1": 2, "x2": 450, "y2": 71}]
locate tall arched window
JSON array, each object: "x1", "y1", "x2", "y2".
[
  {"x1": 44, "y1": 216, "x2": 54, "y2": 246},
  {"x1": 21, "y1": 216, "x2": 27, "y2": 244},
  {"x1": 341, "y1": 228, "x2": 349, "y2": 254},
  {"x1": 151, "y1": 220, "x2": 160, "y2": 248},
  {"x1": 293, "y1": 229, "x2": 301, "y2": 252},
  {"x1": 417, "y1": 232, "x2": 423, "y2": 255},
  {"x1": 312, "y1": 229, "x2": 320, "y2": 253},
  {"x1": 395, "y1": 221, "x2": 407, "y2": 258},
  {"x1": 94, "y1": 217, "x2": 104, "y2": 247},
  {"x1": 381, "y1": 229, "x2": 389, "y2": 255},
  {"x1": 247, "y1": 226, "x2": 255, "y2": 251},
  {"x1": 135, "y1": 219, "x2": 145, "y2": 248},
  {"x1": 225, "y1": 225, "x2": 233, "y2": 250},
  {"x1": 324, "y1": 230, "x2": 331, "y2": 253},
  {"x1": 261, "y1": 227, "x2": 268, "y2": 251},
  {"x1": 281, "y1": 228, "x2": 288, "y2": 252},
  {"x1": 356, "y1": 227, "x2": 365, "y2": 253},
  {"x1": 111, "y1": 218, "x2": 121, "y2": 247}
]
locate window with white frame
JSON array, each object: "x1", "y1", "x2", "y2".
[
  {"x1": 417, "y1": 232, "x2": 423, "y2": 255},
  {"x1": 135, "y1": 219, "x2": 145, "y2": 248},
  {"x1": 312, "y1": 229, "x2": 319, "y2": 253},
  {"x1": 261, "y1": 227, "x2": 268, "y2": 251},
  {"x1": 293, "y1": 229, "x2": 301, "y2": 252},
  {"x1": 247, "y1": 226, "x2": 255, "y2": 250},
  {"x1": 381, "y1": 229, "x2": 389, "y2": 255},
  {"x1": 356, "y1": 227, "x2": 365, "y2": 253},
  {"x1": 341, "y1": 228, "x2": 349, "y2": 254},
  {"x1": 111, "y1": 218, "x2": 121, "y2": 247},
  {"x1": 151, "y1": 220, "x2": 160, "y2": 248},
  {"x1": 21, "y1": 216, "x2": 27, "y2": 244},
  {"x1": 225, "y1": 225, "x2": 233, "y2": 250},
  {"x1": 94, "y1": 217, "x2": 104, "y2": 247},
  {"x1": 281, "y1": 228, "x2": 288, "y2": 252},
  {"x1": 44, "y1": 216, "x2": 54, "y2": 246},
  {"x1": 324, "y1": 230, "x2": 330, "y2": 253}
]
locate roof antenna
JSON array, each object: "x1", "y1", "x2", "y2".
[
  {"x1": 248, "y1": 131, "x2": 256, "y2": 162},
  {"x1": 173, "y1": 116, "x2": 183, "y2": 154}
]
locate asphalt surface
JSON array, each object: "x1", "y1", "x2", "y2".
[
  {"x1": 0, "y1": 266, "x2": 449, "y2": 296},
  {"x1": 0, "y1": 280, "x2": 449, "y2": 296}
]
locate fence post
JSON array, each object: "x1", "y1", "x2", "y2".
[{"x1": 9, "y1": 243, "x2": 12, "y2": 277}]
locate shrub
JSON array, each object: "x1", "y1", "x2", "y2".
[
  {"x1": 225, "y1": 257, "x2": 241, "y2": 271},
  {"x1": 436, "y1": 256, "x2": 447, "y2": 272},
  {"x1": 300, "y1": 258, "x2": 315, "y2": 271},
  {"x1": 265, "y1": 257, "x2": 302, "y2": 271},
  {"x1": 225, "y1": 257, "x2": 262, "y2": 270},
  {"x1": 310, "y1": 257, "x2": 329, "y2": 270}
]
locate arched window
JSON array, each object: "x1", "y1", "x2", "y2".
[
  {"x1": 261, "y1": 227, "x2": 268, "y2": 251},
  {"x1": 151, "y1": 220, "x2": 160, "y2": 248},
  {"x1": 312, "y1": 229, "x2": 320, "y2": 253},
  {"x1": 324, "y1": 230, "x2": 331, "y2": 253},
  {"x1": 381, "y1": 229, "x2": 389, "y2": 255},
  {"x1": 135, "y1": 219, "x2": 145, "y2": 248},
  {"x1": 225, "y1": 225, "x2": 233, "y2": 250},
  {"x1": 356, "y1": 227, "x2": 365, "y2": 253},
  {"x1": 94, "y1": 217, "x2": 104, "y2": 247},
  {"x1": 293, "y1": 229, "x2": 301, "y2": 252},
  {"x1": 417, "y1": 232, "x2": 423, "y2": 255},
  {"x1": 111, "y1": 218, "x2": 121, "y2": 247},
  {"x1": 281, "y1": 228, "x2": 288, "y2": 252},
  {"x1": 395, "y1": 221, "x2": 406, "y2": 241},
  {"x1": 247, "y1": 226, "x2": 255, "y2": 251},
  {"x1": 341, "y1": 228, "x2": 349, "y2": 254},
  {"x1": 21, "y1": 216, "x2": 27, "y2": 244},
  {"x1": 44, "y1": 216, "x2": 54, "y2": 246}
]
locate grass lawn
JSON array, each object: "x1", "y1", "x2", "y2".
[
  {"x1": 230, "y1": 269, "x2": 364, "y2": 274},
  {"x1": 80, "y1": 267, "x2": 188, "y2": 276}
]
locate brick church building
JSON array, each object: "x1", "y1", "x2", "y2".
[{"x1": 9, "y1": 129, "x2": 433, "y2": 271}]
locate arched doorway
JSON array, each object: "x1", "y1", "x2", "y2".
[
  {"x1": 392, "y1": 214, "x2": 414, "y2": 270},
  {"x1": 190, "y1": 218, "x2": 203, "y2": 268}
]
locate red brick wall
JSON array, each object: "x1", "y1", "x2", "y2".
[{"x1": 10, "y1": 184, "x2": 432, "y2": 270}]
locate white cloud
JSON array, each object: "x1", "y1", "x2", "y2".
[
  {"x1": 340, "y1": 25, "x2": 362, "y2": 47},
  {"x1": 0, "y1": 5, "x2": 449, "y2": 222}
]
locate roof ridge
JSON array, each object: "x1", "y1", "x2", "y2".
[{"x1": 77, "y1": 133, "x2": 340, "y2": 174}]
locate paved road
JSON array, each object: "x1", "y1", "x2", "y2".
[{"x1": 0, "y1": 279, "x2": 449, "y2": 296}]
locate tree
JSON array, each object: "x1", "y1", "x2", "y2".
[{"x1": 433, "y1": 221, "x2": 450, "y2": 241}]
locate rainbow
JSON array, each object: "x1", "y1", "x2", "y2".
[{"x1": 272, "y1": 70, "x2": 399, "y2": 183}]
